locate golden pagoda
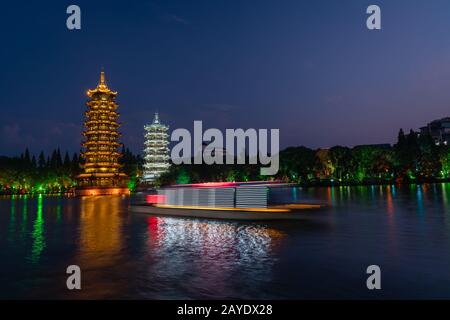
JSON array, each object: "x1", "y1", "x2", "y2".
[{"x1": 75, "y1": 70, "x2": 129, "y2": 196}]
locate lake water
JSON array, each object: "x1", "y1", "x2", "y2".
[{"x1": 1, "y1": 184, "x2": 450, "y2": 299}]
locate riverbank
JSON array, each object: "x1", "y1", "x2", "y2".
[{"x1": 2, "y1": 177, "x2": 450, "y2": 196}]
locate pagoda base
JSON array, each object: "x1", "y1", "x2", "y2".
[{"x1": 74, "y1": 186, "x2": 130, "y2": 197}]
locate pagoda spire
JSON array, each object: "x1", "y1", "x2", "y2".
[
  {"x1": 153, "y1": 112, "x2": 160, "y2": 124},
  {"x1": 98, "y1": 68, "x2": 109, "y2": 90},
  {"x1": 87, "y1": 68, "x2": 117, "y2": 97}
]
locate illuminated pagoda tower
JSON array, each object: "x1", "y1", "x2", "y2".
[
  {"x1": 75, "y1": 70, "x2": 129, "y2": 196},
  {"x1": 143, "y1": 113, "x2": 170, "y2": 183}
]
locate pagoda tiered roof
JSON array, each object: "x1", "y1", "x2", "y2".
[{"x1": 86, "y1": 70, "x2": 118, "y2": 97}]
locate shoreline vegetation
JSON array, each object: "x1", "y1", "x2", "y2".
[
  {"x1": 0, "y1": 146, "x2": 141, "y2": 195},
  {"x1": 1, "y1": 129, "x2": 450, "y2": 195}
]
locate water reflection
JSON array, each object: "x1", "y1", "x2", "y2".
[
  {"x1": 78, "y1": 196, "x2": 124, "y2": 263},
  {"x1": 281, "y1": 184, "x2": 450, "y2": 218},
  {"x1": 56, "y1": 196, "x2": 62, "y2": 223},
  {"x1": 386, "y1": 185, "x2": 394, "y2": 215},
  {"x1": 2, "y1": 184, "x2": 450, "y2": 299},
  {"x1": 7, "y1": 196, "x2": 16, "y2": 243},
  {"x1": 144, "y1": 217, "x2": 285, "y2": 298},
  {"x1": 416, "y1": 185, "x2": 425, "y2": 218},
  {"x1": 20, "y1": 195, "x2": 28, "y2": 239},
  {"x1": 30, "y1": 195, "x2": 45, "y2": 264},
  {"x1": 326, "y1": 186, "x2": 334, "y2": 204},
  {"x1": 71, "y1": 196, "x2": 127, "y2": 298},
  {"x1": 443, "y1": 183, "x2": 450, "y2": 207}
]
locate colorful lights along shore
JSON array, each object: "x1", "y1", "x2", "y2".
[{"x1": 75, "y1": 70, "x2": 129, "y2": 196}]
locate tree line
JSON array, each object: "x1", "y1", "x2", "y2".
[
  {"x1": 0, "y1": 147, "x2": 142, "y2": 194},
  {"x1": 157, "y1": 129, "x2": 450, "y2": 186}
]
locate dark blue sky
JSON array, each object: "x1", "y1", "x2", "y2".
[{"x1": 1, "y1": 0, "x2": 450, "y2": 156}]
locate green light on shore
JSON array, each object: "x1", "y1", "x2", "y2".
[
  {"x1": 127, "y1": 177, "x2": 136, "y2": 192},
  {"x1": 35, "y1": 185, "x2": 45, "y2": 194}
]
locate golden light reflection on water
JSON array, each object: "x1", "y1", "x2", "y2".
[
  {"x1": 386, "y1": 185, "x2": 394, "y2": 215},
  {"x1": 79, "y1": 196, "x2": 124, "y2": 262},
  {"x1": 74, "y1": 196, "x2": 127, "y2": 298}
]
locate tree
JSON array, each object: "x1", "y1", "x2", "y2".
[
  {"x1": 31, "y1": 155, "x2": 37, "y2": 169},
  {"x1": 63, "y1": 151, "x2": 71, "y2": 167},
  {"x1": 24, "y1": 148, "x2": 31, "y2": 165},
  {"x1": 279, "y1": 147, "x2": 318, "y2": 183},
  {"x1": 328, "y1": 146, "x2": 353, "y2": 182},
  {"x1": 417, "y1": 132, "x2": 440, "y2": 179},
  {"x1": 38, "y1": 151, "x2": 46, "y2": 169},
  {"x1": 394, "y1": 129, "x2": 419, "y2": 180}
]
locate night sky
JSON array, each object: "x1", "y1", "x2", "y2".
[{"x1": 1, "y1": 0, "x2": 450, "y2": 156}]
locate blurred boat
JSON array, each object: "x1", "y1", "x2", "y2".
[
  {"x1": 131, "y1": 203, "x2": 325, "y2": 220},
  {"x1": 131, "y1": 181, "x2": 326, "y2": 220}
]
